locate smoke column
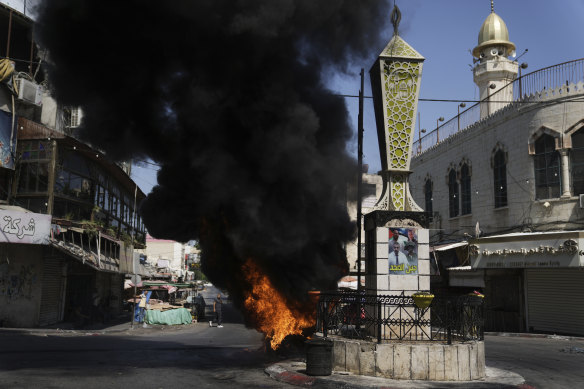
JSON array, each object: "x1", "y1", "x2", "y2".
[{"x1": 34, "y1": 0, "x2": 391, "y2": 324}]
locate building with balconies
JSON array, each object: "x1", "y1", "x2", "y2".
[{"x1": 0, "y1": 3, "x2": 147, "y2": 327}]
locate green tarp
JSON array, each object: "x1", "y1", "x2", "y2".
[{"x1": 145, "y1": 308, "x2": 192, "y2": 325}]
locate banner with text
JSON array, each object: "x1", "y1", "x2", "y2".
[{"x1": 0, "y1": 209, "x2": 51, "y2": 244}]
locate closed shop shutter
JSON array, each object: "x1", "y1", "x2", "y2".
[
  {"x1": 109, "y1": 273, "x2": 123, "y2": 314},
  {"x1": 526, "y1": 268, "x2": 584, "y2": 336},
  {"x1": 39, "y1": 255, "x2": 65, "y2": 326}
]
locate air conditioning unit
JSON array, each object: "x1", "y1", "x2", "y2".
[
  {"x1": 579, "y1": 194, "x2": 584, "y2": 209},
  {"x1": 15, "y1": 77, "x2": 43, "y2": 106}
]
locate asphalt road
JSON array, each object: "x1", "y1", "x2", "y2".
[
  {"x1": 484, "y1": 334, "x2": 584, "y2": 389},
  {"x1": 1, "y1": 287, "x2": 583, "y2": 389},
  {"x1": 0, "y1": 285, "x2": 298, "y2": 389}
]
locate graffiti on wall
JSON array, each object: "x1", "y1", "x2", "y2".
[{"x1": 0, "y1": 263, "x2": 37, "y2": 301}]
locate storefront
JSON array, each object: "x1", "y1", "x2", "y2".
[{"x1": 470, "y1": 231, "x2": 584, "y2": 336}]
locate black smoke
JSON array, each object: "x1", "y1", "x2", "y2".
[{"x1": 34, "y1": 0, "x2": 391, "y2": 322}]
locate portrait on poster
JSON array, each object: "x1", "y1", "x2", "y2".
[{"x1": 388, "y1": 228, "x2": 418, "y2": 275}]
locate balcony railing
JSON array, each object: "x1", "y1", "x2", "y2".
[
  {"x1": 413, "y1": 58, "x2": 584, "y2": 155},
  {"x1": 315, "y1": 290, "x2": 484, "y2": 344}
]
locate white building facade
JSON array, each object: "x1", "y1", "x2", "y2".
[{"x1": 409, "y1": 9, "x2": 584, "y2": 335}]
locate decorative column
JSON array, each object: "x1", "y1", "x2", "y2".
[
  {"x1": 364, "y1": 6, "x2": 430, "y2": 299},
  {"x1": 369, "y1": 9, "x2": 424, "y2": 213},
  {"x1": 560, "y1": 149, "x2": 571, "y2": 198}
]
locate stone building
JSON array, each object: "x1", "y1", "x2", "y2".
[
  {"x1": 346, "y1": 170, "x2": 382, "y2": 278},
  {"x1": 137, "y1": 235, "x2": 194, "y2": 281},
  {"x1": 0, "y1": 3, "x2": 146, "y2": 327},
  {"x1": 409, "y1": 8, "x2": 584, "y2": 335}
]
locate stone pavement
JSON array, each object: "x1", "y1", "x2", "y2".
[{"x1": 266, "y1": 360, "x2": 531, "y2": 389}]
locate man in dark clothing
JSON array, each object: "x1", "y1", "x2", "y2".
[{"x1": 210, "y1": 294, "x2": 223, "y2": 328}]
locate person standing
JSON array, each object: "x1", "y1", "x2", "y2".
[
  {"x1": 388, "y1": 241, "x2": 408, "y2": 266},
  {"x1": 388, "y1": 241, "x2": 408, "y2": 275},
  {"x1": 210, "y1": 293, "x2": 223, "y2": 328}
]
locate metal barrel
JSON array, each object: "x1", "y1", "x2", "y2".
[{"x1": 305, "y1": 339, "x2": 333, "y2": 376}]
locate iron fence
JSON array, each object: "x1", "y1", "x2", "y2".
[
  {"x1": 315, "y1": 290, "x2": 484, "y2": 344},
  {"x1": 413, "y1": 58, "x2": 584, "y2": 155}
]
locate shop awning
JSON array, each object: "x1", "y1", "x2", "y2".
[{"x1": 432, "y1": 241, "x2": 468, "y2": 252}]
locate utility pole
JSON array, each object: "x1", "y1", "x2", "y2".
[{"x1": 357, "y1": 68, "x2": 364, "y2": 293}]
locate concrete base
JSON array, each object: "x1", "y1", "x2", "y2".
[{"x1": 331, "y1": 337, "x2": 485, "y2": 381}]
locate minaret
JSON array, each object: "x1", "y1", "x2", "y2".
[
  {"x1": 472, "y1": 1, "x2": 518, "y2": 119},
  {"x1": 369, "y1": 6, "x2": 424, "y2": 212}
]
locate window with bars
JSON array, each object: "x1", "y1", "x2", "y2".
[
  {"x1": 534, "y1": 134, "x2": 560, "y2": 199},
  {"x1": 448, "y1": 169, "x2": 459, "y2": 218},
  {"x1": 493, "y1": 150, "x2": 508, "y2": 208},
  {"x1": 571, "y1": 129, "x2": 584, "y2": 196},
  {"x1": 424, "y1": 179, "x2": 433, "y2": 214},
  {"x1": 16, "y1": 141, "x2": 51, "y2": 194},
  {"x1": 460, "y1": 164, "x2": 471, "y2": 215}
]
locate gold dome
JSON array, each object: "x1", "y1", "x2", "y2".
[{"x1": 472, "y1": 12, "x2": 515, "y2": 58}]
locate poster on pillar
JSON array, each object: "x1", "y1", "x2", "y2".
[{"x1": 388, "y1": 228, "x2": 418, "y2": 275}]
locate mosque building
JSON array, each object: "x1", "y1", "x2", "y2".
[{"x1": 409, "y1": 5, "x2": 584, "y2": 335}]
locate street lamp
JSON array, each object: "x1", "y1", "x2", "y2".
[
  {"x1": 518, "y1": 62, "x2": 528, "y2": 98},
  {"x1": 418, "y1": 128, "x2": 426, "y2": 153},
  {"x1": 436, "y1": 117, "x2": 444, "y2": 142},
  {"x1": 457, "y1": 103, "x2": 466, "y2": 132}
]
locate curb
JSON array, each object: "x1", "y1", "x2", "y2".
[
  {"x1": 266, "y1": 361, "x2": 532, "y2": 389},
  {"x1": 0, "y1": 326, "x2": 131, "y2": 336},
  {"x1": 266, "y1": 365, "x2": 317, "y2": 387},
  {"x1": 485, "y1": 332, "x2": 584, "y2": 341}
]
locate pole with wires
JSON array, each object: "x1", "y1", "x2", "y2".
[
  {"x1": 131, "y1": 184, "x2": 138, "y2": 329},
  {"x1": 357, "y1": 68, "x2": 364, "y2": 293}
]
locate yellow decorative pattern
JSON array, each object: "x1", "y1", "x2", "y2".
[
  {"x1": 391, "y1": 175, "x2": 405, "y2": 211},
  {"x1": 383, "y1": 60, "x2": 420, "y2": 170},
  {"x1": 381, "y1": 36, "x2": 424, "y2": 59}
]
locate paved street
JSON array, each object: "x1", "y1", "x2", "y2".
[
  {"x1": 1, "y1": 288, "x2": 584, "y2": 389},
  {"x1": 484, "y1": 334, "x2": 584, "y2": 389},
  {"x1": 0, "y1": 286, "x2": 297, "y2": 389}
]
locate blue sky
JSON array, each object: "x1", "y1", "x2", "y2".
[
  {"x1": 333, "y1": 0, "x2": 584, "y2": 174},
  {"x1": 132, "y1": 0, "x2": 584, "y2": 194}
]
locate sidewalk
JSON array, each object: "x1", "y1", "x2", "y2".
[
  {"x1": 265, "y1": 331, "x2": 584, "y2": 389},
  {"x1": 0, "y1": 314, "x2": 200, "y2": 337},
  {"x1": 266, "y1": 360, "x2": 532, "y2": 389}
]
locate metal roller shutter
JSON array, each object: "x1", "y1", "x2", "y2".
[
  {"x1": 526, "y1": 268, "x2": 584, "y2": 336},
  {"x1": 39, "y1": 255, "x2": 65, "y2": 326},
  {"x1": 109, "y1": 273, "x2": 123, "y2": 314}
]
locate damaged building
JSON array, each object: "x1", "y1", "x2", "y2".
[{"x1": 0, "y1": 3, "x2": 147, "y2": 327}]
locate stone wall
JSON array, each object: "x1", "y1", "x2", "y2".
[
  {"x1": 332, "y1": 337, "x2": 485, "y2": 381},
  {"x1": 411, "y1": 86, "x2": 584, "y2": 240}
]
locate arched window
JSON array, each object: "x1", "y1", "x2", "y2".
[
  {"x1": 448, "y1": 169, "x2": 459, "y2": 218},
  {"x1": 534, "y1": 134, "x2": 560, "y2": 199},
  {"x1": 571, "y1": 129, "x2": 584, "y2": 195},
  {"x1": 424, "y1": 179, "x2": 433, "y2": 214},
  {"x1": 460, "y1": 163, "x2": 471, "y2": 215},
  {"x1": 493, "y1": 150, "x2": 507, "y2": 208}
]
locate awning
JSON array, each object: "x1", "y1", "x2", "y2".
[
  {"x1": 432, "y1": 241, "x2": 468, "y2": 252},
  {"x1": 142, "y1": 281, "x2": 194, "y2": 288}
]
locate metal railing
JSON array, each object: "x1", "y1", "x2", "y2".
[
  {"x1": 413, "y1": 58, "x2": 584, "y2": 155},
  {"x1": 315, "y1": 290, "x2": 484, "y2": 344}
]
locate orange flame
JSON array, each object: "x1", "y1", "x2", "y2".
[{"x1": 242, "y1": 259, "x2": 315, "y2": 349}]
